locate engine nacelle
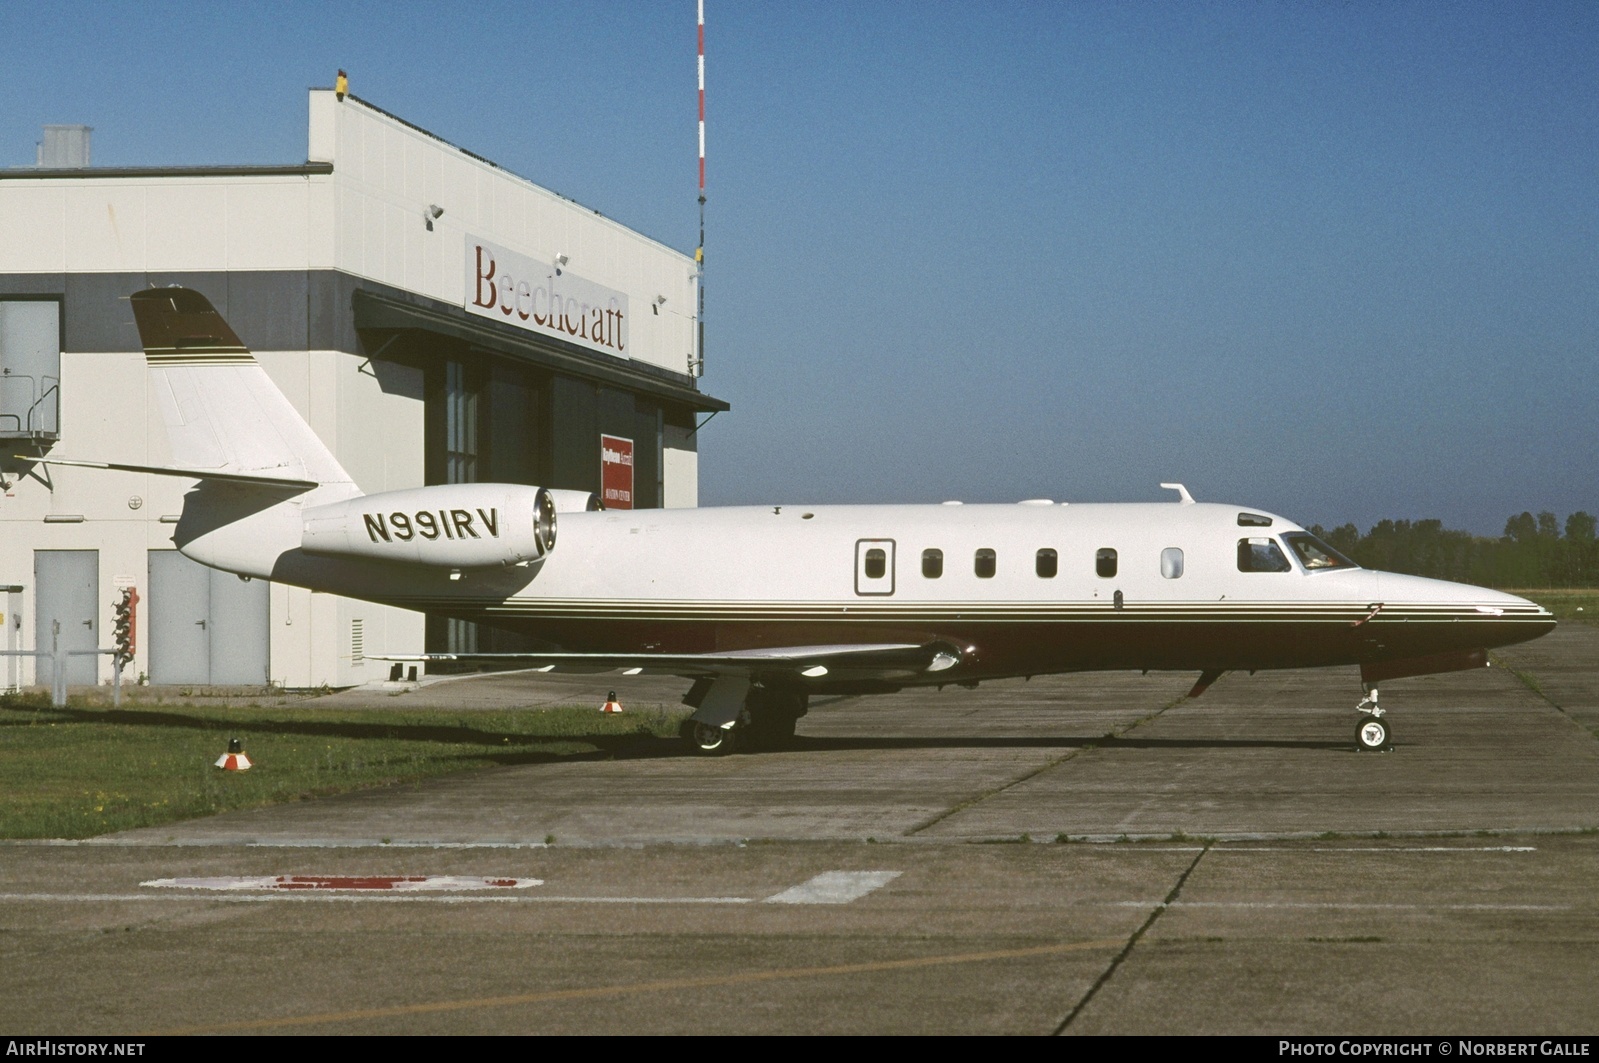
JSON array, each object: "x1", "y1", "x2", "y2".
[
  {"x1": 546, "y1": 488, "x2": 602, "y2": 512},
  {"x1": 301, "y1": 484, "x2": 556, "y2": 568}
]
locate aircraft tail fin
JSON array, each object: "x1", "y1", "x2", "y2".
[{"x1": 130, "y1": 287, "x2": 357, "y2": 497}]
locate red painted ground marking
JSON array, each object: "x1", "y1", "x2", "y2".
[{"x1": 278, "y1": 876, "x2": 424, "y2": 890}]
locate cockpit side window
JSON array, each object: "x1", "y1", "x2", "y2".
[
  {"x1": 1237, "y1": 537, "x2": 1292, "y2": 573},
  {"x1": 1160, "y1": 547, "x2": 1184, "y2": 579},
  {"x1": 1282, "y1": 531, "x2": 1358, "y2": 571}
]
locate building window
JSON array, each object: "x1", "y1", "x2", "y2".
[
  {"x1": 1036, "y1": 548, "x2": 1058, "y2": 578},
  {"x1": 975, "y1": 548, "x2": 996, "y2": 579},
  {"x1": 445, "y1": 359, "x2": 478, "y2": 485},
  {"x1": 1161, "y1": 547, "x2": 1184, "y2": 579},
  {"x1": 922, "y1": 549, "x2": 943, "y2": 578},
  {"x1": 1096, "y1": 548, "x2": 1118, "y2": 578}
]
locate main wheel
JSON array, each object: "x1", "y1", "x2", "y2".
[
  {"x1": 682, "y1": 719, "x2": 738, "y2": 756},
  {"x1": 1355, "y1": 714, "x2": 1391, "y2": 751}
]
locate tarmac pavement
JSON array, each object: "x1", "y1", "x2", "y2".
[{"x1": 3, "y1": 623, "x2": 1597, "y2": 1034}]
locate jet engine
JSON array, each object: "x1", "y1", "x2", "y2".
[
  {"x1": 546, "y1": 488, "x2": 602, "y2": 512},
  {"x1": 301, "y1": 484, "x2": 556, "y2": 568}
]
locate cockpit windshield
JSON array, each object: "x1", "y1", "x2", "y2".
[{"x1": 1282, "y1": 531, "x2": 1359, "y2": 572}]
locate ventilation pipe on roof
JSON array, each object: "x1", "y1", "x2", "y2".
[{"x1": 36, "y1": 126, "x2": 91, "y2": 168}]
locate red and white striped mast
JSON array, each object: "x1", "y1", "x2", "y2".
[{"x1": 694, "y1": 0, "x2": 706, "y2": 376}]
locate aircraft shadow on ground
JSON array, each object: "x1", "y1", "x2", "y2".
[
  {"x1": 0, "y1": 701, "x2": 655, "y2": 762},
  {"x1": 642, "y1": 733, "x2": 1354, "y2": 757},
  {"x1": 0, "y1": 702, "x2": 1354, "y2": 762}
]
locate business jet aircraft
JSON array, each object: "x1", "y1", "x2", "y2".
[{"x1": 41, "y1": 288, "x2": 1555, "y2": 755}]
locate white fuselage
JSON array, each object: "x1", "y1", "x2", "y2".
[{"x1": 227, "y1": 498, "x2": 1551, "y2": 687}]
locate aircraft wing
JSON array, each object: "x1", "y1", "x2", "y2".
[
  {"x1": 21, "y1": 456, "x2": 318, "y2": 491},
  {"x1": 375, "y1": 641, "x2": 963, "y2": 681}
]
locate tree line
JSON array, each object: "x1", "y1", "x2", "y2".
[{"x1": 1306, "y1": 511, "x2": 1598, "y2": 588}]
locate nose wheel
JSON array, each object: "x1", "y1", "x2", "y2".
[
  {"x1": 1356, "y1": 714, "x2": 1391, "y2": 751},
  {"x1": 1354, "y1": 685, "x2": 1391, "y2": 751}
]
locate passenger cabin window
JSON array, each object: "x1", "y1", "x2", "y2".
[
  {"x1": 922, "y1": 548, "x2": 943, "y2": 578},
  {"x1": 1237, "y1": 512, "x2": 1273, "y2": 527},
  {"x1": 1238, "y1": 537, "x2": 1292, "y2": 573},
  {"x1": 1282, "y1": 532, "x2": 1358, "y2": 571},
  {"x1": 1161, "y1": 547, "x2": 1184, "y2": 579},
  {"x1": 1036, "y1": 548, "x2": 1057, "y2": 578},
  {"x1": 1096, "y1": 548, "x2": 1117, "y2": 578},
  {"x1": 864, "y1": 548, "x2": 886, "y2": 580},
  {"x1": 975, "y1": 548, "x2": 996, "y2": 579}
]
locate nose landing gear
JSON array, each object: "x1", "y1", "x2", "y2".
[{"x1": 1355, "y1": 685, "x2": 1391, "y2": 751}]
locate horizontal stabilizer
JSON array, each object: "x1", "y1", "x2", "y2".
[
  {"x1": 127, "y1": 287, "x2": 356, "y2": 493},
  {"x1": 23, "y1": 456, "x2": 318, "y2": 491}
]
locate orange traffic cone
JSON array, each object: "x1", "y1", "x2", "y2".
[
  {"x1": 601, "y1": 690, "x2": 623, "y2": 714},
  {"x1": 215, "y1": 737, "x2": 253, "y2": 771}
]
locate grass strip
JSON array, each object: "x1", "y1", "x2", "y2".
[
  {"x1": 1509, "y1": 589, "x2": 1599, "y2": 625},
  {"x1": 0, "y1": 693, "x2": 686, "y2": 840}
]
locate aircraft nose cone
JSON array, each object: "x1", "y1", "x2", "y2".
[{"x1": 1370, "y1": 572, "x2": 1555, "y2": 649}]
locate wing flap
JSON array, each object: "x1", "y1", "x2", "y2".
[{"x1": 374, "y1": 641, "x2": 963, "y2": 680}]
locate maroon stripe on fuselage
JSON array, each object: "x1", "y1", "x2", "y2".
[{"x1": 406, "y1": 608, "x2": 1553, "y2": 683}]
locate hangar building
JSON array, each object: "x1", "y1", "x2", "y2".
[{"x1": 0, "y1": 89, "x2": 724, "y2": 690}]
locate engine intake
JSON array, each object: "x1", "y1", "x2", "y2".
[{"x1": 301, "y1": 484, "x2": 556, "y2": 568}]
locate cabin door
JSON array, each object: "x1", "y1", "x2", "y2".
[{"x1": 854, "y1": 539, "x2": 896, "y2": 596}]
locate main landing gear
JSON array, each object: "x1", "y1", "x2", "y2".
[
  {"x1": 681, "y1": 686, "x2": 808, "y2": 756},
  {"x1": 1355, "y1": 685, "x2": 1392, "y2": 752}
]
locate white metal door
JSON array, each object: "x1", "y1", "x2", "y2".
[
  {"x1": 3, "y1": 586, "x2": 20, "y2": 691},
  {"x1": 149, "y1": 551, "x2": 268, "y2": 685},
  {"x1": 35, "y1": 551, "x2": 97, "y2": 686}
]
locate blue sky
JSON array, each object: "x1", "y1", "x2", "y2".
[{"x1": 3, "y1": 1, "x2": 1595, "y2": 535}]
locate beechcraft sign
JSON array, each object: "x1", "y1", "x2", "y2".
[{"x1": 466, "y1": 237, "x2": 630, "y2": 359}]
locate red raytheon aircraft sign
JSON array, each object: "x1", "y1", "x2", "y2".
[{"x1": 601, "y1": 435, "x2": 634, "y2": 510}]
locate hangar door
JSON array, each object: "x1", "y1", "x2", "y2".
[{"x1": 148, "y1": 551, "x2": 268, "y2": 685}]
